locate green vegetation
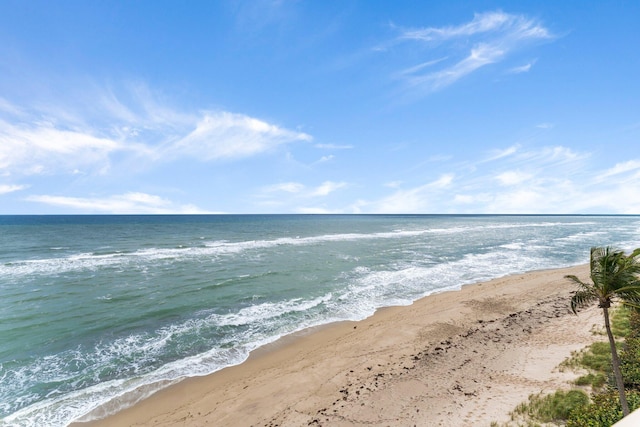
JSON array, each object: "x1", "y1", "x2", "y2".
[
  {"x1": 573, "y1": 372, "x2": 606, "y2": 389},
  {"x1": 512, "y1": 390, "x2": 590, "y2": 424},
  {"x1": 621, "y1": 309, "x2": 640, "y2": 393},
  {"x1": 566, "y1": 246, "x2": 640, "y2": 416},
  {"x1": 566, "y1": 391, "x2": 640, "y2": 427},
  {"x1": 611, "y1": 306, "x2": 633, "y2": 338},
  {"x1": 494, "y1": 262, "x2": 640, "y2": 426},
  {"x1": 621, "y1": 335, "x2": 640, "y2": 391},
  {"x1": 559, "y1": 341, "x2": 611, "y2": 389},
  {"x1": 578, "y1": 342, "x2": 615, "y2": 374},
  {"x1": 563, "y1": 305, "x2": 640, "y2": 426}
]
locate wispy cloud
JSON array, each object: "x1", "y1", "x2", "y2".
[
  {"x1": 26, "y1": 192, "x2": 214, "y2": 214},
  {"x1": 256, "y1": 143, "x2": 638, "y2": 214},
  {"x1": 310, "y1": 181, "x2": 347, "y2": 197},
  {"x1": 394, "y1": 11, "x2": 553, "y2": 94},
  {"x1": 358, "y1": 144, "x2": 636, "y2": 214},
  {"x1": 494, "y1": 170, "x2": 532, "y2": 186},
  {"x1": 400, "y1": 11, "x2": 514, "y2": 41},
  {"x1": 315, "y1": 155, "x2": 335, "y2": 163},
  {"x1": 0, "y1": 87, "x2": 311, "y2": 178},
  {"x1": 0, "y1": 84, "x2": 312, "y2": 213},
  {"x1": 508, "y1": 62, "x2": 534, "y2": 74},
  {"x1": 368, "y1": 174, "x2": 454, "y2": 213},
  {"x1": 169, "y1": 112, "x2": 311, "y2": 161},
  {"x1": 384, "y1": 180, "x2": 403, "y2": 188},
  {"x1": 256, "y1": 180, "x2": 348, "y2": 210},
  {"x1": 261, "y1": 180, "x2": 347, "y2": 198},
  {"x1": 263, "y1": 182, "x2": 306, "y2": 193},
  {"x1": 595, "y1": 160, "x2": 640, "y2": 182},
  {"x1": 484, "y1": 144, "x2": 519, "y2": 162},
  {"x1": 0, "y1": 117, "x2": 134, "y2": 176},
  {"x1": 395, "y1": 57, "x2": 448, "y2": 77},
  {"x1": 0, "y1": 97, "x2": 26, "y2": 117},
  {"x1": 0, "y1": 184, "x2": 27, "y2": 194},
  {"x1": 405, "y1": 43, "x2": 506, "y2": 91}
]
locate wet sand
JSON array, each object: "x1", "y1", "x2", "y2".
[{"x1": 76, "y1": 264, "x2": 601, "y2": 426}]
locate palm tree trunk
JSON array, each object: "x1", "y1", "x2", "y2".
[{"x1": 603, "y1": 306, "x2": 630, "y2": 416}]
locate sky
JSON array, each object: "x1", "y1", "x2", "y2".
[{"x1": 1, "y1": 0, "x2": 639, "y2": 214}]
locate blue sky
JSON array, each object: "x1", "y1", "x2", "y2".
[{"x1": 1, "y1": 0, "x2": 639, "y2": 214}]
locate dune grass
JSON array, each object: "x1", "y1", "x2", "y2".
[{"x1": 493, "y1": 306, "x2": 639, "y2": 426}]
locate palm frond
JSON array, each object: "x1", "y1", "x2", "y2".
[
  {"x1": 617, "y1": 290, "x2": 640, "y2": 306},
  {"x1": 568, "y1": 247, "x2": 640, "y2": 313},
  {"x1": 571, "y1": 290, "x2": 597, "y2": 314},
  {"x1": 590, "y1": 246, "x2": 625, "y2": 291},
  {"x1": 622, "y1": 300, "x2": 640, "y2": 310},
  {"x1": 614, "y1": 284, "x2": 640, "y2": 294},
  {"x1": 565, "y1": 274, "x2": 592, "y2": 290}
]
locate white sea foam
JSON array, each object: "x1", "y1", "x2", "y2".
[
  {"x1": 0, "y1": 220, "x2": 598, "y2": 280},
  {"x1": 0, "y1": 292, "x2": 337, "y2": 427},
  {"x1": 556, "y1": 231, "x2": 607, "y2": 242},
  {"x1": 330, "y1": 242, "x2": 558, "y2": 323}
]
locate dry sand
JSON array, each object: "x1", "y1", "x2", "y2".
[{"x1": 76, "y1": 264, "x2": 602, "y2": 427}]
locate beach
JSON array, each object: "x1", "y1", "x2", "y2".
[
  {"x1": 77, "y1": 264, "x2": 601, "y2": 426},
  {"x1": 5, "y1": 215, "x2": 634, "y2": 426}
]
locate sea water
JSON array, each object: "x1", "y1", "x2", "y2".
[{"x1": 1, "y1": 214, "x2": 639, "y2": 426}]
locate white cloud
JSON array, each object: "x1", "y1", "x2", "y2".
[
  {"x1": 317, "y1": 155, "x2": 335, "y2": 163},
  {"x1": 0, "y1": 118, "x2": 146, "y2": 176},
  {"x1": 0, "y1": 90, "x2": 311, "y2": 177},
  {"x1": 396, "y1": 11, "x2": 553, "y2": 93},
  {"x1": 0, "y1": 97, "x2": 25, "y2": 117},
  {"x1": 356, "y1": 144, "x2": 640, "y2": 214},
  {"x1": 26, "y1": 192, "x2": 213, "y2": 214},
  {"x1": 596, "y1": 160, "x2": 640, "y2": 181},
  {"x1": 514, "y1": 146, "x2": 585, "y2": 172},
  {"x1": 400, "y1": 11, "x2": 514, "y2": 41},
  {"x1": 256, "y1": 180, "x2": 348, "y2": 210},
  {"x1": 310, "y1": 181, "x2": 347, "y2": 197},
  {"x1": 453, "y1": 194, "x2": 475, "y2": 204},
  {"x1": 431, "y1": 174, "x2": 454, "y2": 188},
  {"x1": 0, "y1": 184, "x2": 27, "y2": 194},
  {"x1": 484, "y1": 144, "x2": 519, "y2": 162},
  {"x1": 368, "y1": 174, "x2": 454, "y2": 213},
  {"x1": 396, "y1": 57, "x2": 448, "y2": 76},
  {"x1": 453, "y1": 193, "x2": 492, "y2": 205},
  {"x1": 488, "y1": 189, "x2": 546, "y2": 213},
  {"x1": 370, "y1": 186, "x2": 430, "y2": 213},
  {"x1": 406, "y1": 43, "x2": 506, "y2": 91},
  {"x1": 508, "y1": 62, "x2": 533, "y2": 74},
  {"x1": 384, "y1": 180, "x2": 403, "y2": 188},
  {"x1": 263, "y1": 182, "x2": 305, "y2": 193},
  {"x1": 495, "y1": 170, "x2": 532, "y2": 186},
  {"x1": 254, "y1": 144, "x2": 637, "y2": 214},
  {"x1": 170, "y1": 112, "x2": 312, "y2": 161}
]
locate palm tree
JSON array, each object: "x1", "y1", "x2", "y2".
[{"x1": 566, "y1": 246, "x2": 640, "y2": 416}]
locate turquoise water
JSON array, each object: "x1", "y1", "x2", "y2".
[{"x1": 1, "y1": 214, "x2": 639, "y2": 426}]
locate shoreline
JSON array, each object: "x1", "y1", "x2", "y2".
[{"x1": 74, "y1": 264, "x2": 601, "y2": 426}]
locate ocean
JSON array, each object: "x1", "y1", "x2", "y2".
[{"x1": 1, "y1": 214, "x2": 639, "y2": 426}]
